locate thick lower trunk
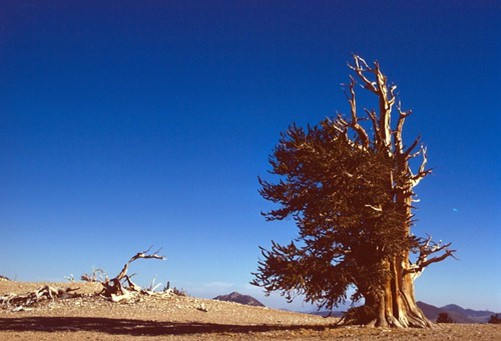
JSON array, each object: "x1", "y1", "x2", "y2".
[
  {"x1": 343, "y1": 256, "x2": 434, "y2": 328},
  {"x1": 365, "y1": 182, "x2": 433, "y2": 328}
]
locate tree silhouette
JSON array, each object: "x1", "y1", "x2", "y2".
[
  {"x1": 252, "y1": 55, "x2": 456, "y2": 328},
  {"x1": 436, "y1": 312, "x2": 454, "y2": 323},
  {"x1": 488, "y1": 314, "x2": 501, "y2": 324}
]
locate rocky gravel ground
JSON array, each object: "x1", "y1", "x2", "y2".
[{"x1": 1, "y1": 281, "x2": 500, "y2": 340}]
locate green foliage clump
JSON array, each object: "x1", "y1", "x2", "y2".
[{"x1": 252, "y1": 120, "x2": 411, "y2": 310}]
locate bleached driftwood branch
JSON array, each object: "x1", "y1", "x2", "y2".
[
  {"x1": 100, "y1": 246, "x2": 166, "y2": 302},
  {"x1": 0, "y1": 286, "x2": 81, "y2": 311}
]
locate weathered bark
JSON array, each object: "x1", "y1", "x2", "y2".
[
  {"x1": 342, "y1": 255, "x2": 434, "y2": 328},
  {"x1": 340, "y1": 55, "x2": 455, "y2": 328},
  {"x1": 374, "y1": 256, "x2": 434, "y2": 328}
]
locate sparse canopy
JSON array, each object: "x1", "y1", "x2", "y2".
[
  {"x1": 252, "y1": 55, "x2": 456, "y2": 328},
  {"x1": 255, "y1": 121, "x2": 408, "y2": 308}
]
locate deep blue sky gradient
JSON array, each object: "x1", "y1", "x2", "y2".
[{"x1": 1, "y1": 1, "x2": 499, "y2": 311}]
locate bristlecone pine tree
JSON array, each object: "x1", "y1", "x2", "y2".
[{"x1": 252, "y1": 55, "x2": 456, "y2": 328}]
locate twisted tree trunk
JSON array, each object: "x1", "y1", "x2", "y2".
[
  {"x1": 370, "y1": 254, "x2": 433, "y2": 328},
  {"x1": 341, "y1": 55, "x2": 455, "y2": 328}
]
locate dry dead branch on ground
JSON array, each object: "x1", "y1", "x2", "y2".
[
  {"x1": 1, "y1": 247, "x2": 173, "y2": 311},
  {"x1": 0, "y1": 286, "x2": 81, "y2": 311},
  {"x1": 81, "y1": 268, "x2": 108, "y2": 283},
  {"x1": 99, "y1": 246, "x2": 169, "y2": 303}
]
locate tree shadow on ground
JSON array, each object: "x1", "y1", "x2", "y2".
[{"x1": 0, "y1": 317, "x2": 337, "y2": 336}]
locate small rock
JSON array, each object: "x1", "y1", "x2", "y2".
[{"x1": 196, "y1": 303, "x2": 208, "y2": 312}]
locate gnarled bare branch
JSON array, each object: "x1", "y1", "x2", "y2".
[
  {"x1": 101, "y1": 247, "x2": 166, "y2": 301},
  {"x1": 409, "y1": 146, "x2": 432, "y2": 188},
  {"x1": 405, "y1": 236, "x2": 457, "y2": 280},
  {"x1": 394, "y1": 101, "x2": 412, "y2": 154},
  {"x1": 348, "y1": 55, "x2": 378, "y2": 94},
  {"x1": 349, "y1": 55, "x2": 396, "y2": 148},
  {"x1": 342, "y1": 76, "x2": 370, "y2": 149}
]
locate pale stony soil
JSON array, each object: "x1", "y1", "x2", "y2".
[{"x1": 1, "y1": 281, "x2": 500, "y2": 340}]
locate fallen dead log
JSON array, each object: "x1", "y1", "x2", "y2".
[{"x1": 0, "y1": 286, "x2": 81, "y2": 311}]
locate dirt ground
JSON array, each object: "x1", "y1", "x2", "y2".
[{"x1": 1, "y1": 281, "x2": 500, "y2": 340}]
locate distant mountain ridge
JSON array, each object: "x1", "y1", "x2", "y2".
[
  {"x1": 213, "y1": 292, "x2": 265, "y2": 307},
  {"x1": 417, "y1": 301, "x2": 498, "y2": 323},
  {"x1": 441, "y1": 304, "x2": 496, "y2": 320},
  {"x1": 306, "y1": 302, "x2": 499, "y2": 324},
  {"x1": 211, "y1": 294, "x2": 499, "y2": 323}
]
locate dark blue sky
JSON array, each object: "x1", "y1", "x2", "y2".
[{"x1": 1, "y1": 1, "x2": 499, "y2": 310}]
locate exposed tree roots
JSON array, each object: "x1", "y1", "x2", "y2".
[{"x1": 339, "y1": 303, "x2": 436, "y2": 329}]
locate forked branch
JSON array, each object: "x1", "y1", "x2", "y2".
[
  {"x1": 342, "y1": 76, "x2": 370, "y2": 149},
  {"x1": 348, "y1": 55, "x2": 378, "y2": 94},
  {"x1": 349, "y1": 55, "x2": 396, "y2": 148},
  {"x1": 101, "y1": 246, "x2": 166, "y2": 301},
  {"x1": 115, "y1": 246, "x2": 166, "y2": 281},
  {"x1": 394, "y1": 101, "x2": 412, "y2": 154},
  {"x1": 405, "y1": 236, "x2": 457, "y2": 280},
  {"x1": 409, "y1": 146, "x2": 432, "y2": 188}
]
